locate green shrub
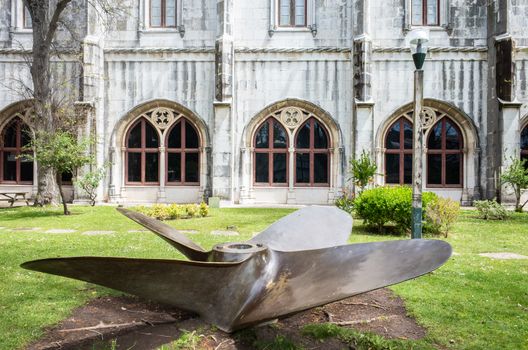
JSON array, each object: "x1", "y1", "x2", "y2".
[
  {"x1": 199, "y1": 201, "x2": 209, "y2": 217},
  {"x1": 474, "y1": 200, "x2": 508, "y2": 220},
  {"x1": 354, "y1": 186, "x2": 438, "y2": 234},
  {"x1": 335, "y1": 188, "x2": 355, "y2": 214},
  {"x1": 424, "y1": 197, "x2": 460, "y2": 237},
  {"x1": 133, "y1": 203, "x2": 209, "y2": 221},
  {"x1": 185, "y1": 204, "x2": 199, "y2": 218}
]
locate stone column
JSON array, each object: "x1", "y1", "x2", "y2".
[
  {"x1": 158, "y1": 146, "x2": 166, "y2": 202},
  {"x1": 286, "y1": 147, "x2": 296, "y2": 204},
  {"x1": 499, "y1": 100, "x2": 523, "y2": 204},
  {"x1": 212, "y1": 0, "x2": 235, "y2": 203}
]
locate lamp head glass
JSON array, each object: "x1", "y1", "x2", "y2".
[{"x1": 408, "y1": 29, "x2": 430, "y2": 70}]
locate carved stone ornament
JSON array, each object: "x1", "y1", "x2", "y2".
[
  {"x1": 420, "y1": 107, "x2": 437, "y2": 131},
  {"x1": 150, "y1": 107, "x2": 175, "y2": 130},
  {"x1": 280, "y1": 107, "x2": 303, "y2": 128}
]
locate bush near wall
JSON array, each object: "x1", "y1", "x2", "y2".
[
  {"x1": 354, "y1": 186, "x2": 438, "y2": 234},
  {"x1": 135, "y1": 202, "x2": 209, "y2": 221}
]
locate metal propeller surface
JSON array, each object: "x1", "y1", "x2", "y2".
[{"x1": 21, "y1": 206, "x2": 451, "y2": 332}]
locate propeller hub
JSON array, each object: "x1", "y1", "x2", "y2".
[{"x1": 211, "y1": 242, "x2": 267, "y2": 262}]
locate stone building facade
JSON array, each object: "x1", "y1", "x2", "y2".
[{"x1": 0, "y1": 0, "x2": 527, "y2": 205}]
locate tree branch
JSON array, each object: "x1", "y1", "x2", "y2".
[{"x1": 44, "y1": 0, "x2": 73, "y2": 48}]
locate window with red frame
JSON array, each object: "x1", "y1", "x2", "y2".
[
  {"x1": 150, "y1": 0, "x2": 177, "y2": 27},
  {"x1": 385, "y1": 117, "x2": 413, "y2": 185},
  {"x1": 521, "y1": 125, "x2": 528, "y2": 169},
  {"x1": 166, "y1": 118, "x2": 200, "y2": 185},
  {"x1": 427, "y1": 117, "x2": 463, "y2": 187},
  {"x1": 254, "y1": 118, "x2": 288, "y2": 186},
  {"x1": 278, "y1": 0, "x2": 307, "y2": 27},
  {"x1": 0, "y1": 117, "x2": 33, "y2": 184},
  {"x1": 295, "y1": 118, "x2": 329, "y2": 186},
  {"x1": 411, "y1": 0, "x2": 440, "y2": 26},
  {"x1": 125, "y1": 118, "x2": 159, "y2": 184}
]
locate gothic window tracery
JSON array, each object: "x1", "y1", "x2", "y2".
[
  {"x1": 254, "y1": 118, "x2": 289, "y2": 186},
  {"x1": 0, "y1": 117, "x2": 33, "y2": 184},
  {"x1": 427, "y1": 117, "x2": 463, "y2": 187},
  {"x1": 521, "y1": 124, "x2": 528, "y2": 168},
  {"x1": 166, "y1": 118, "x2": 200, "y2": 185},
  {"x1": 125, "y1": 118, "x2": 160, "y2": 185}
]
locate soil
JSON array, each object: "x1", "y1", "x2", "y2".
[{"x1": 26, "y1": 288, "x2": 426, "y2": 350}]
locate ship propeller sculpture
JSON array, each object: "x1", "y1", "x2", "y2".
[{"x1": 22, "y1": 206, "x2": 451, "y2": 332}]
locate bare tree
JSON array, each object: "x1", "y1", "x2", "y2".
[{"x1": 18, "y1": 0, "x2": 124, "y2": 205}]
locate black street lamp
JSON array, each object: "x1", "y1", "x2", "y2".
[{"x1": 408, "y1": 29, "x2": 429, "y2": 239}]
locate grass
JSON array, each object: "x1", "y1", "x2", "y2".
[{"x1": 0, "y1": 206, "x2": 527, "y2": 349}]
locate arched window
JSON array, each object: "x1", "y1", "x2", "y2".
[
  {"x1": 125, "y1": 118, "x2": 159, "y2": 184},
  {"x1": 166, "y1": 118, "x2": 200, "y2": 185},
  {"x1": 427, "y1": 117, "x2": 463, "y2": 187},
  {"x1": 254, "y1": 118, "x2": 288, "y2": 186},
  {"x1": 522, "y1": 124, "x2": 528, "y2": 168},
  {"x1": 295, "y1": 117, "x2": 330, "y2": 186},
  {"x1": 0, "y1": 117, "x2": 33, "y2": 184},
  {"x1": 384, "y1": 117, "x2": 413, "y2": 185}
]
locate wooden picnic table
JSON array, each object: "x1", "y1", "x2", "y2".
[{"x1": 0, "y1": 192, "x2": 30, "y2": 206}]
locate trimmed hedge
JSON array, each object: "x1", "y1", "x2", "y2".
[
  {"x1": 354, "y1": 186, "x2": 438, "y2": 234},
  {"x1": 135, "y1": 202, "x2": 209, "y2": 221}
]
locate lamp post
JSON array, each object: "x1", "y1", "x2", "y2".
[{"x1": 408, "y1": 29, "x2": 429, "y2": 239}]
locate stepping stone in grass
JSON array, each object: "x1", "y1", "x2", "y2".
[
  {"x1": 180, "y1": 230, "x2": 199, "y2": 235},
  {"x1": 44, "y1": 229, "x2": 76, "y2": 234},
  {"x1": 210, "y1": 230, "x2": 239, "y2": 236},
  {"x1": 82, "y1": 230, "x2": 116, "y2": 236},
  {"x1": 479, "y1": 252, "x2": 528, "y2": 260},
  {"x1": 10, "y1": 227, "x2": 41, "y2": 232}
]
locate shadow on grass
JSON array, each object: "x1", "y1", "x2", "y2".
[{"x1": 0, "y1": 206, "x2": 83, "y2": 221}]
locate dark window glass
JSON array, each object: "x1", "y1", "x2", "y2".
[
  {"x1": 385, "y1": 154, "x2": 400, "y2": 184},
  {"x1": 128, "y1": 123, "x2": 141, "y2": 148},
  {"x1": 521, "y1": 126, "x2": 528, "y2": 150},
  {"x1": 445, "y1": 121, "x2": 461, "y2": 149},
  {"x1": 255, "y1": 153, "x2": 269, "y2": 183},
  {"x1": 273, "y1": 121, "x2": 287, "y2": 149},
  {"x1": 386, "y1": 121, "x2": 401, "y2": 149},
  {"x1": 313, "y1": 121, "x2": 328, "y2": 149},
  {"x1": 296, "y1": 153, "x2": 310, "y2": 183},
  {"x1": 61, "y1": 171, "x2": 73, "y2": 183},
  {"x1": 314, "y1": 153, "x2": 328, "y2": 183},
  {"x1": 145, "y1": 153, "x2": 159, "y2": 182},
  {"x1": 127, "y1": 152, "x2": 141, "y2": 182},
  {"x1": 167, "y1": 153, "x2": 182, "y2": 182},
  {"x1": 404, "y1": 154, "x2": 413, "y2": 184},
  {"x1": 3, "y1": 152, "x2": 16, "y2": 181},
  {"x1": 168, "y1": 121, "x2": 182, "y2": 148},
  {"x1": 3, "y1": 124, "x2": 16, "y2": 147},
  {"x1": 427, "y1": 154, "x2": 442, "y2": 184},
  {"x1": 185, "y1": 153, "x2": 199, "y2": 183},
  {"x1": 185, "y1": 123, "x2": 199, "y2": 148},
  {"x1": 21, "y1": 127, "x2": 31, "y2": 147},
  {"x1": 20, "y1": 158, "x2": 33, "y2": 182},
  {"x1": 145, "y1": 122, "x2": 159, "y2": 148},
  {"x1": 446, "y1": 154, "x2": 461, "y2": 184},
  {"x1": 255, "y1": 122, "x2": 269, "y2": 149},
  {"x1": 403, "y1": 121, "x2": 413, "y2": 149},
  {"x1": 296, "y1": 122, "x2": 310, "y2": 149},
  {"x1": 522, "y1": 155, "x2": 528, "y2": 169},
  {"x1": 273, "y1": 153, "x2": 287, "y2": 183},
  {"x1": 428, "y1": 122, "x2": 442, "y2": 149}
]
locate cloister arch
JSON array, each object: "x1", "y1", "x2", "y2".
[
  {"x1": 109, "y1": 99, "x2": 210, "y2": 203},
  {"x1": 376, "y1": 99, "x2": 480, "y2": 204},
  {"x1": 240, "y1": 99, "x2": 343, "y2": 204}
]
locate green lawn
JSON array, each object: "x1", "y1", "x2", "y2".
[{"x1": 0, "y1": 206, "x2": 527, "y2": 349}]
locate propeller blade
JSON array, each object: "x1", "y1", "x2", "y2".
[
  {"x1": 21, "y1": 255, "x2": 264, "y2": 332},
  {"x1": 238, "y1": 239, "x2": 451, "y2": 327},
  {"x1": 117, "y1": 208, "x2": 209, "y2": 261},
  {"x1": 248, "y1": 206, "x2": 352, "y2": 251}
]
